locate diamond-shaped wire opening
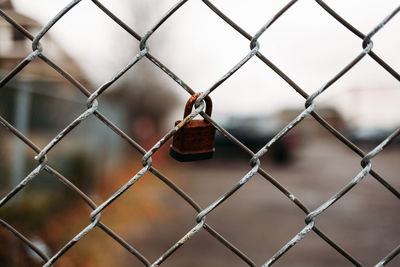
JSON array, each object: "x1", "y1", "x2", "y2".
[
  {"x1": 208, "y1": 57, "x2": 305, "y2": 122},
  {"x1": 257, "y1": 1, "x2": 362, "y2": 93},
  {"x1": 142, "y1": 0, "x2": 251, "y2": 92},
  {"x1": 90, "y1": 163, "x2": 250, "y2": 265},
  {"x1": 259, "y1": 113, "x2": 362, "y2": 207},
  {"x1": 316, "y1": 172, "x2": 400, "y2": 265},
  {"x1": 32, "y1": 0, "x2": 145, "y2": 89},
  {"x1": 0, "y1": 62, "x2": 92, "y2": 152},
  {"x1": 314, "y1": 56, "x2": 400, "y2": 139},
  {"x1": 41, "y1": 114, "x2": 146, "y2": 194},
  {"x1": 200, "y1": 172, "x2": 307, "y2": 264},
  {"x1": 98, "y1": 171, "x2": 200, "y2": 261},
  {"x1": 95, "y1": 58, "x2": 181, "y2": 138}
]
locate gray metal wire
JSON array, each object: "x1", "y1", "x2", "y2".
[{"x1": 0, "y1": 0, "x2": 399, "y2": 266}]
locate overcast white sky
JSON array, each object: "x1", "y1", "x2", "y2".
[{"x1": 11, "y1": 0, "x2": 400, "y2": 129}]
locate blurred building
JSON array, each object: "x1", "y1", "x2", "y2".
[
  {"x1": 278, "y1": 107, "x2": 346, "y2": 140},
  {"x1": 0, "y1": 0, "x2": 89, "y2": 130},
  {"x1": 0, "y1": 0, "x2": 104, "y2": 187},
  {"x1": 0, "y1": 0, "x2": 86, "y2": 79},
  {"x1": 0, "y1": 0, "x2": 38, "y2": 70},
  {"x1": 340, "y1": 87, "x2": 400, "y2": 131}
]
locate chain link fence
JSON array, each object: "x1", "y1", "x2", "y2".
[{"x1": 1, "y1": 0, "x2": 399, "y2": 266}]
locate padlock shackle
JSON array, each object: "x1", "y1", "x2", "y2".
[{"x1": 184, "y1": 93, "x2": 212, "y2": 119}]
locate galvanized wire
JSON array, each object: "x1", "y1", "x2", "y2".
[{"x1": 0, "y1": 0, "x2": 399, "y2": 266}]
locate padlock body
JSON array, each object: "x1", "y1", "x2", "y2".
[{"x1": 170, "y1": 120, "x2": 216, "y2": 162}]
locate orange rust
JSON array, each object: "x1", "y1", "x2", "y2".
[{"x1": 170, "y1": 93, "x2": 216, "y2": 161}]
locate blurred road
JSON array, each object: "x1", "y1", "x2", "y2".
[{"x1": 130, "y1": 138, "x2": 400, "y2": 267}]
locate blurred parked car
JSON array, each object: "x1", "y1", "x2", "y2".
[
  {"x1": 350, "y1": 128, "x2": 399, "y2": 145},
  {"x1": 214, "y1": 115, "x2": 300, "y2": 164}
]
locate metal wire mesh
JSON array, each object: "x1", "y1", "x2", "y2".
[{"x1": 1, "y1": 0, "x2": 399, "y2": 266}]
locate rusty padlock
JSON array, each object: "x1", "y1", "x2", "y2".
[{"x1": 170, "y1": 93, "x2": 216, "y2": 162}]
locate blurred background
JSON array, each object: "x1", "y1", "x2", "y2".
[{"x1": 0, "y1": 0, "x2": 399, "y2": 266}]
